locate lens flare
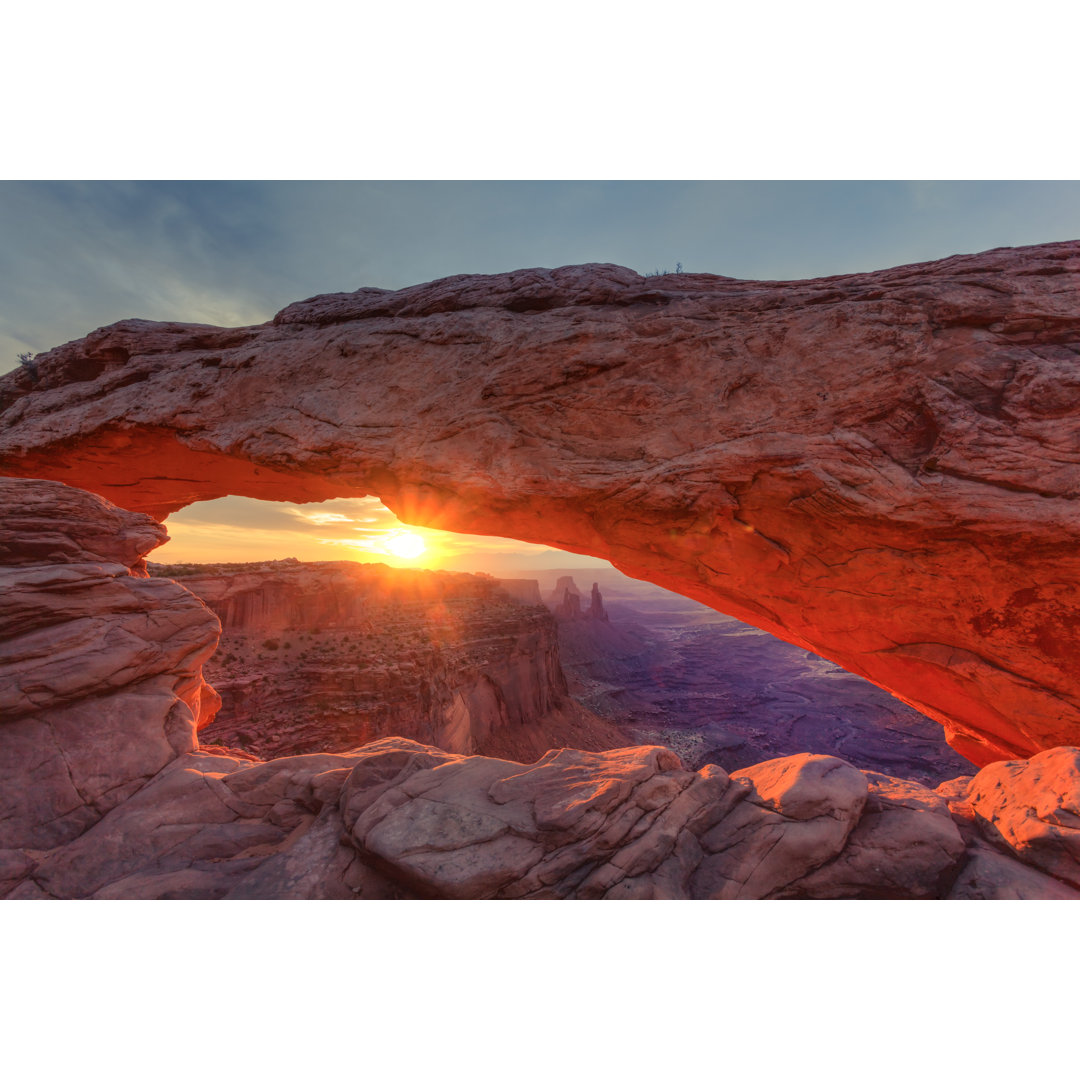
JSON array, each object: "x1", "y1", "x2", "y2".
[{"x1": 384, "y1": 531, "x2": 426, "y2": 560}]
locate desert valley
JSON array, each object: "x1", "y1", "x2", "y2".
[{"x1": 4, "y1": 242, "x2": 1080, "y2": 899}]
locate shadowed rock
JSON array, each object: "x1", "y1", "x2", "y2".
[{"x1": 775, "y1": 772, "x2": 966, "y2": 898}]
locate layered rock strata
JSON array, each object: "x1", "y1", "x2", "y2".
[
  {"x1": 495, "y1": 578, "x2": 543, "y2": 606},
  {"x1": 3, "y1": 244, "x2": 1080, "y2": 762},
  {"x1": 154, "y1": 559, "x2": 624, "y2": 760},
  {"x1": 0, "y1": 478, "x2": 220, "y2": 874}
]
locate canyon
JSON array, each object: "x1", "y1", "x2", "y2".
[
  {"x1": 156, "y1": 557, "x2": 968, "y2": 785},
  {"x1": 152, "y1": 558, "x2": 623, "y2": 762},
  {"x1": 544, "y1": 569, "x2": 973, "y2": 786},
  {"x1": 2, "y1": 243, "x2": 1080, "y2": 899}
]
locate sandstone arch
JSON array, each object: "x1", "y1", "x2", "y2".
[{"x1": 2, "y1": 243, "x2": 1080, "y2": 765}]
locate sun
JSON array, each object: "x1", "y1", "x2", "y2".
[{"x1": 384, "y1": 531, "x2": 427, "y2": 560}]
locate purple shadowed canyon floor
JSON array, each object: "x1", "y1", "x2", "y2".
[{"x1": 541, "y1": 569, "x2": 973, "y2": 786}]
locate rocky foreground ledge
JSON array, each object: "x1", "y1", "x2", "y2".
[{"x1": 2, "y1": 478, "x2": 1078, "y2": 899}]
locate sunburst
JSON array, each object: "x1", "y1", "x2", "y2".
[{"x1": 383, "y1": 531, "x2": 427, "y2": 560}]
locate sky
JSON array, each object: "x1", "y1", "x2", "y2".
[{"x1": 4, "y1": 180, "x2": 1080, "y2": 569}]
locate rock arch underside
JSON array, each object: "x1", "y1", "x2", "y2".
[{"x1": 3, "y1": 241, "x2": 1080, "y2": 899}]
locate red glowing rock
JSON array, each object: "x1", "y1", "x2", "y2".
[
  {"x1": 965, "y1": 746, "x2": 1080, "y2": 886},
  {"x1": 2, "y1": 477, "x2": 1078, "y2": 901},
  {"x1": 3, "y1": 244, "x2": 1080, "y2": 763}
]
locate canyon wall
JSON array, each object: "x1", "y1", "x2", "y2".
[
  {"x1": 495, "y1": 578, "x2": 543, "y2": 606},
  {"x1": 151, "y1": 559, "x2": 623, "y2": 760},
  {"x1": 2, "y1": 245, "x2": 1079, "y2": 763}
]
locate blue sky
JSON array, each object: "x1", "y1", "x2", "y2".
[
  {"x1": 5, "y1": 180, "x2": 1080, "y2": 370},
  {"x1": 3, "y1": 180, "x2": 1080, "y2": 568}
]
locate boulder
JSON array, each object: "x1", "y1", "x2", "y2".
[
  {"x1": 965, "y1": 746, "x2": 1080, "y2": 887},
  {"x1": 946, "y1": 842, "x2": 1080, "y2": 899},
  {"x1": 776, "y1": 772, "x2": 966, "y2": 898}
]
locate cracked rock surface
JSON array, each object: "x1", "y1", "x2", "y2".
[{"x1": 3, "y1": 245, "x2": 1080, "y2": 762}]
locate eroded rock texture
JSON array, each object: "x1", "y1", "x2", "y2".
[
  {"x1": 965, "y1": 747, "x2": 1080, "y2": 887},
  {"x1": 0, "y1": 478, "x2": 219, "y2": 878},
  {"x1": 2, "y1": 244, "x2": 1079, "y2": 763},
  {"x1": 3, "y1": 478, "x2": 1079, "y2": 899},
  {"x1": 13, "y1": 730, "x2": 1080, "y2": 900},
  {"x1": 337, "y1": 738, "x2": 1080, "y2": 900}
]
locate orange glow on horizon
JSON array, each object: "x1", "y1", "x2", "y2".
[
  {"x1": 154, "y1": 495, "x2": 609, "y2": 577},
  {"x1": 336, "y1": 526, "x2": 437, "y2": 566},
  {"x1": 382, "y1": 530, "x2": 427, "y2": 560}
]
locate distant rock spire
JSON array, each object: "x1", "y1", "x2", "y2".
[
  {"x1": 545, "y1": 575, "x2": 581, "y2": 609},
  {"x1": 548, "y1": 576, "x2": 609, "y2": 622},
  {"x1": 554, "y1": 587, "x2": 582, "y2": 620},
  {"x1": 589, "y1": 582, "x2": 609, "y2": 622}
]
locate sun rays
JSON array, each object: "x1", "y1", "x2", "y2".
[
  {"x1": 382, "y1": 530, "x2": 427, "y2": 560},
  {"x1": 159, "y1": 494, "x2": 600, "y2": 573}
]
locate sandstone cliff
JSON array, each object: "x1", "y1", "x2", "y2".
[
  {"x1": 3, "y1": 477, "x2": 1079, "y2": 900},
  {"x1": 495, "y1": 578, "x2": 543, "y2": 606},
  {"x1": 149, "y1": 559, "x2": 624, "y2": 760},
  {"x1": 2, "y1": 246, "x2": 1079, "y2": 762}
]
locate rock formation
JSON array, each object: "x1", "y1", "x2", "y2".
[
  {"x1": 495, "y1": 578, "x2": 543, "y2": 606},
  {"x1": 2, "y1": 245, "x2": 1079, "y2": 763},
  {"x1": 545, "y1": 576, "x2": 581, "y2": 610},
  {"x1": 154, "y1": 558, "x2": 625, "y2": 760},
  {"x1": 547, "y1": 576, "x2": 609, "y2": 622},
  {"x1": 3, "y1": 477, "x2": 1078, "y2": 899},
  {"x1": 589, "y1": 582, "x2": 608, "y2": 622},
  {"x1": 0, "y1": 478, "x2": 220, "y2": 874},
  {"x1": 554, "y1": 588, "x2": 582, "y2": 620}
]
